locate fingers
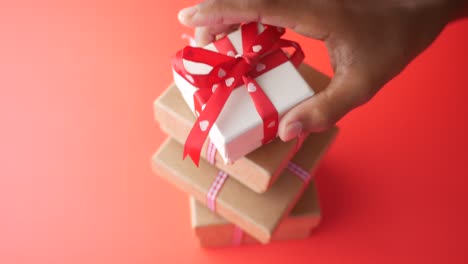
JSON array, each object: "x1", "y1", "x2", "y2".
[
  {"x1": 178, "y1": 0, "x2": 355, "y2": 140},
  {"x1": 179, "y1": 0, "x2": 329, "y2": 40},
  {"x1": 278, "y1": 70, "x2": 374, "y2": 141},
  {"x1": 179, "y1": 0, "x2": 264, "y2": 27},
  {"x1": 180, "y1": 0, "x2": 265, "y2": 47},
  {"x1": 178, "y1": 0, "x2": 316, "y2": 29},
  {"x1": 194, "y1": 24, "x2": 239, "y2": 47}
]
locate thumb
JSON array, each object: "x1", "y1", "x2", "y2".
[{"x1": 278, "y1": 70, "x2": 373, "y2": 141}]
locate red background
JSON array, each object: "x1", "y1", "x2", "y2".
[{"x1": 1, "y1": 1, "x2": 467, "y2": 263}]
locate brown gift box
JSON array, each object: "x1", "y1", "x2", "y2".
[
  {"x1": 154, "y1": 64, "x2": 331, "y2": 193},
  {"x1": 151, "y1": 128, "x2": 337, "y2": 243},
  {"x1": 190, "y1": 182, "x2": 321, "y2": 247}
]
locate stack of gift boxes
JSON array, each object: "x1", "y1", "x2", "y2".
[{"x1": 151, "y1": 23, "x2": 338, "y2": 247}]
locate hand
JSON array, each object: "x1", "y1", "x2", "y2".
[{"x1": 178, "y1": 0, "x2": 466, "y2": 141}]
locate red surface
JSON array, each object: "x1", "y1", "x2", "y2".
[{"x1": 1, "y1": 1, "x2": 467, "y2": 263}]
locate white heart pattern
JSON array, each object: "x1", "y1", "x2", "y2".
[
  {"x1": 199, "y1": 120, "x2": 209, "y2": 131},
  {"x1": 201, "y1": 104, "x2": 206, "y2": 111},
  {"x1": 185, "y1": 74, "x2": 194, "y2": 83},
  {"x1": 252, "y1": 45, "x2": 262, "y2": 53},
  {"x1": 225, "y1": 77, "x2": 235, "y2": 87},
  {"x1": 227, "y1": 51, "x2": 235, "y2": 57},
  {"x1": 195, "y1": 110, "x2": 200, "y2": 117},
  {"x1": 212, "y1": 84, "x2": 218, "y2": 93},
  {"x1": 267, "y1": 121, "x2": 276, "y2": 128},
  {"x1": 247, "y1": 83, "x2": 256, "y2": 93},
  {"x1": 256, "y1": 63, "x2": 266, "y2": 72},
  {"x1": 218, "y1": 68, "x2": 226, "y2": 78}
]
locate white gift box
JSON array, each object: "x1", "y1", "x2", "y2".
[{"x1": 173, "y1": 25, "x2": 315, "y2": 163}]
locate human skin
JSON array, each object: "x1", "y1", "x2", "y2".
[{"x1": 178, "y1": 0, "x2": 468, "y2": 141}]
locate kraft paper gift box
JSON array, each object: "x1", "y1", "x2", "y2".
[
  {"x1": 190, "y1": 182, "x2": 321, "y2": 247},
  {"x1": 151, "y1": 129, "x2": 337, "y2": 244},
  {"x1": 172, "y1": 23, "x2": 315, "y2": 164},
  {"x1": 156, "y1": 64, "x2": 331, "y2": 193}
]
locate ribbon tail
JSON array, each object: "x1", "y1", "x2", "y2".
[
  {"x1": 183, "y1": 132, "x2": 205, "y2": 167},
  {"x1": 182, "y1": 85, "x2": 233, "y2": 167}
]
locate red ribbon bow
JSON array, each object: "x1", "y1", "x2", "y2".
[{"x1": 173, "y1": 23, "x2": 304, "y2": 165}]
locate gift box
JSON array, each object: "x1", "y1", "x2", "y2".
[
  {"x1": 156, "y1": 64, "x2": 331, "y2": 193},
  {"x1": 172, "y1": 23, "x2": 315, "y2": 165},
  {"x1": 190, "y1": 182, "x2": 321, "y2": 247},
  {"x1": 155, "y1": 84, "x2": 299, "y2": 193},
  {"x1": 151, "y1": 128, "x2": 337, "y2": 243}
]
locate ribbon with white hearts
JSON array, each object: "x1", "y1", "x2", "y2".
[{"x1": 173, "y1": 22, "x2": 304, "y2": 165}]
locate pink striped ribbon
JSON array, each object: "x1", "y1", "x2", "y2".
[
  {"x1": 226, "y1": 162, "x2": 310, "y2": 245},
  {"x1": 231, "y1": 225, "x2": 244, "y2": 245},
  {"x1": 205, "y1": 163, "x2": 310, "y2": 245},
  {"x1": 287, "y1": 162, "x2": 311, "y2": 183},
  {"x1": 205, "y1": 140, "x2": 312, "y2": 212},
  {"x1": 225, "y1": 162, "x2": 310, "y2": 245},
  {"x1": 205, "y1": 138, "x2": 311, "y2": 247},
  {"x1": 206, "y1": 170, "x2": 229, "y2": 211},
  {"x1": 206, "y1": 140, "x2": 217, "y2": 165}
]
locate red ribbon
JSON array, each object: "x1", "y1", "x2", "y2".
[{"x1": 173, "y1": 23, "x2": 304, "y2": 165}]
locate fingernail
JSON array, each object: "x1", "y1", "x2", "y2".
[
  {"x1": 282, "y1": 121, "x2": 302, "y2": 142},
  {"x1": 178, "y1": 6, "x2": 199, "y2": 24}
]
